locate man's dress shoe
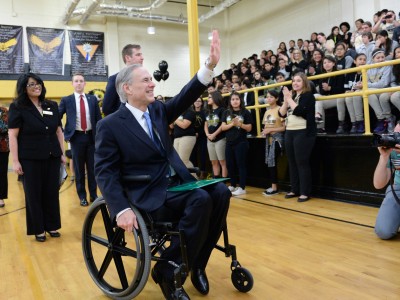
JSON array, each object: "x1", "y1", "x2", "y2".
[
  {"x1": 191, "y1": 269, "x2": 209, "y2": 295},
  {"x1": 80, "y1": 198, "x2": 89, "y2": 206},
  {"x1": 151, "y1": 265, "x2": 190, "y2": 300}
]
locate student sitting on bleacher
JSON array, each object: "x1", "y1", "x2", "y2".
[
  {"x1": 367, "y1": 49, "x2": 393, "y2": 134},
  {"x1": 315, "y1": 56, "x2": 345, "y2": 134}
]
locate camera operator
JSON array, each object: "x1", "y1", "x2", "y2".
[{"x1": 373, "y1": 123, "x2": 400, "y2": 239}]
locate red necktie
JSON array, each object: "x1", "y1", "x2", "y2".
[{"x1": 80, "y1": 95, "x2": 87, "y2": 131}]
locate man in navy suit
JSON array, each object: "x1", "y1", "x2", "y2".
[
  {"x1": 59, "y1": 74, "x2": 102, "y2": 206},
  {"x1": 95, "y1": 31, "x2": 230, "y2": 299},
  {"x1": 102, "y1": 44, "x2": 144, "y2": 115}
]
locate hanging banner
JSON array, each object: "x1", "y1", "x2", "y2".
[
  {"x1": 68, "y1": 30, "x2": 106, "y2": 76},
  {"x1": 26, "y1": 27, "x2": 65, "y2": 75},
  {"x1": 0, "y1": 25, "x2": 24, "y2": 74}
]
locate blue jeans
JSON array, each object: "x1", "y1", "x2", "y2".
[{"x1": 375, "y1": 185, "x2": 400, "y2": 239}]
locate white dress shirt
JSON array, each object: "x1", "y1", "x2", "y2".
[{"x1": 74, "y1": 92, "x2": 92, "y2": 131}]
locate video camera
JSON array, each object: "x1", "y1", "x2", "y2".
[{"x1": 372, "y1": 132, "x2": 400, "y2": 148}]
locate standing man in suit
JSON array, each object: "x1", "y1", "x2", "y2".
[
  {"x1": 95, "y1": 31, "x2": 230, "y2": 299},
  {"x1": 59, "y1": 73, "x2": 102, "y2": 206},
  {"x1": 102, "y1": 44, "x2": 144, "y2": 115}
]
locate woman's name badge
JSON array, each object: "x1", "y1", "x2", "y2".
[{"x1": 43, "y1": 111, "x2": 53, "y2": 115}]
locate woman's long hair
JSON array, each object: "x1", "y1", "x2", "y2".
[
  {"x1": 207, "y1": 91, "x2": 224, "y2": 113},
  {"x1": 228, "y1": 91, "x2": 245, "y2": 112},
  {"x1": 392, "y1": 46, "x2": 400, "y2": 85},
  {"x1": 376, "y1": 30, "x2": 393, "y2": 57},
  {"x1": 14, "y1": 73, "x2": 47, "y2": 108},
  {"x1": 322, "y1": 56, "x2": 338, "y2": 73}
]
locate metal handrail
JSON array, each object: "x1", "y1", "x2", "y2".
[{"x1": 210, "y1": 58, "x2": 400, "y2": 136}]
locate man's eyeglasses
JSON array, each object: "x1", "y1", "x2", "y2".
[{"x1": 26, "y1": 83, "x2": 41, "y2": 88}]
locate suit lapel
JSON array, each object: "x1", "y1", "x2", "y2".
[{"x1": 119, "y1": 106, "x2": 156, "y2": 151}]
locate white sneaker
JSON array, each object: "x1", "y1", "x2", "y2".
[
  {"x1": 232, "y1": 187, "x2": 246, "y2": 196},
  {"x1": 228, "y1": 186, "x2": 237, "y2": 192}
]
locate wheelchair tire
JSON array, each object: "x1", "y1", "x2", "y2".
[
  {"x1": 231, "y1": 267, "x2": 254, "y2": 293},
  {"x1": 82, "y1": 197, "x2": 151, "y2": 299}
]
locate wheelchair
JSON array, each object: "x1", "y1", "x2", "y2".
[{"x1": 82, "y1": 173, "x2": 254, "y2": 299}]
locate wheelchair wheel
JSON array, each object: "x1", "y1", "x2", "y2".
[
  {"x1": 82, "y1": 197, "x2": 151, "y2": 299},
  {"x1": 231, "y1": 267, "x2": 254, "y2": 293}
]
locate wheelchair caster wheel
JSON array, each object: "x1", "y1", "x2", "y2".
[{"x1": 231, "y1": 267, "x2": 253, "y2": 293}]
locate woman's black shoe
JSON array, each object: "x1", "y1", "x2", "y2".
[
  {"x1": 35, "y1": 234, "x2": 46, "y2": 242},
  {"x1": 297, "y1": 196, "x2": 311, "y2": 202},
  {"x1": 47, "y1": 231, "x2": 61, "y2": 238},
  {"x1": 284, "y1": 193, "x2": 299, "y2": 199}
]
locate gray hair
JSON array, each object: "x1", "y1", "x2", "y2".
[{"x1": 116, "y1": 64, "x2": 142, "y2": 103}]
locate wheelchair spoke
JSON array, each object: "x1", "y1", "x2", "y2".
[
  {"x1": 113, "y1": 251, "x2": 129, "y2": 289},
  {"x1": 97, "y1": 250, "x2": 114, "y2": 280},
  {"x1": 100, "y1": 204, "x2": 114, "y2": 241}
]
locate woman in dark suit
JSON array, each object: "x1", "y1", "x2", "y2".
[
  {"x1": 0, "y1": 106, "x2": 9, "y2": 207},
  {"x1": 8, "y1": 73, "x2": 65, "y2": 242}
]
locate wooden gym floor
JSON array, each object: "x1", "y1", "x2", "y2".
[{"x1": 1, "y1": 172, "x2": 399, "y2": 300}]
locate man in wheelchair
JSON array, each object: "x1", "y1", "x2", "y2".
[{"x1": 95, "y1": 31, "x2": 231, "y2": 299}]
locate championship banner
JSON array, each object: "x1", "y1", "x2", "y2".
[
  {"x1": 0, "y1": 25, "x2": 23, "y2": 74},
  {"x1": 26, "y1": 27, "x2": 65, "y2": 75},
  {"x1": 68, "y1": 30, "x2": 106, "y2": 76}
]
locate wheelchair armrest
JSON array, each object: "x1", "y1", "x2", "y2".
[
  {"x1": 187, "y1": 167, "x2": 200, "y2": 176},
  {"x1": 122, "y1": 175, "x2": 152, "y2": 183},
  {"x1": 122, "y1": 167, "x2": 198, "y2": 183}
]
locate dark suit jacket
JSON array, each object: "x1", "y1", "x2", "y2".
[
  {"x1": 59, "y1": 94, "x2": 102, "y2": 141},
  {"x1": 8, "y1": 100, "x2": 63, "y2": 160},
  {"x1": 102, "y1": 73, "x2": 120, "y2": 116},
  {"x1": 95, "y1": 75, "x2": 207, "y2": 220}
]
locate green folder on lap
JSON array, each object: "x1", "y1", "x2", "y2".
[{"x1": 167, "y1": 178, "x2": 229, "y2": 192}]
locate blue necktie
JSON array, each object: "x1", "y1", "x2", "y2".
[
  {"x1": 143, "y1": 112, "x2": 164, "y2": 154},
  {"x1": 143, "y1": 112, "x2": 155, "y2": 141}
]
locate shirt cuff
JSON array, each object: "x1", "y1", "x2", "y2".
[
  {"x1": 116, "y1": 208, "x2": 132, "y2": 221},
  {"x1": 197, "y1": 65, "x2": 215, "y2": 86}
]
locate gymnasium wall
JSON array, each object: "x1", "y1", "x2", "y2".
[{"x1": 0, "y1": 0, "x2": 399, "y2": 101}]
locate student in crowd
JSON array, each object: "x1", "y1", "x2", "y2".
[
  {"x1": 335, "y1": 42, "x2": 354, "y2": 70},
  {"x1": 307, "y1": 49, "x2": 324, "y2": 82},
  {"x1": 350, "y1": 18, "x2": 365, "y2": 48},
  {"x1": 356, "y1": 32, "x2": 375, "y2": 63},
  {"x1": 367, "y1": 49, "x2": 393, "y2": 134},
  {"x1": 241, "y1": 79, "x2": 257, "y2": 136},
  {"x1": 327, "y1": 26, "x2": 343, "y2": 45},
  {"x1": 373, "y1": 123, "x2": 400, "y2": 240},
  {"x1": 221, "y1": 92, "x2": 252, "y2": 196},
  {"x1": 263, "y1": 61, "x2": 277, "y2": 81},
  {"x1": 310, "y1": 32, "x2": 319, "y2": 45},
  {"x1": 205, "y1": 91, "x2": 227, "y2": 178},
  {"x1": 372, "y1": 10, "x2": 398, "y2": 39},
  {"x1": 262, "y1": 90, "x2": 285, "y2": 196},
  {"x1": 288, "y1": 49, "x2": 309, "y2": 77},
  {"x1": 304, "y1": 41, "x2": 316, "y2": 63},
  {"x1": 344, "y1": 53, "x2": 368, "y2": 134},
  {"x1": 375, "y1": 29, "x2": 399, "y2": 60},
  {"x1": 315, "y1": 56, "x2": 345, "y2": 134},
  {"x1": 354, "y1": 21, "x2": 373, "y2": 50},
  {"x1": 279, "y1": 72, "x2": 316, "y2": 202},
  {"x1": 0, "y1": 106, "x2": 9, "y2": 208},
  {"x1": 340, "y1": 22, "x2": 352, "y2": 46},
  {"x1": 270, "y1": 54, "x2": 278, "y2": 69},
  {"x1": 380, "y1": 47, "x2": 400, "y2": 126},
  {"x1": 277, "y1": 58, "x2": 290, "y2": 80},
  {"x1": 317, "y1": 32, "x2": 335, "y2": 56},
  {"x1": 172, "y1": 108, "x2": 197, "y2": 169},
  {"x1": 190, "y1": 98, "x2": 208, "y2": 179},
  {"x1": 8, "y1": 73, "x2": 65, "y2": 242}
]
